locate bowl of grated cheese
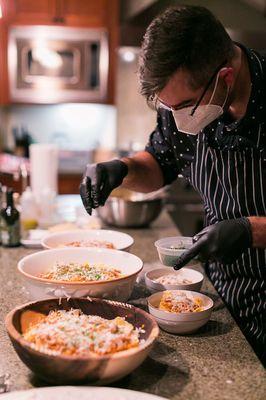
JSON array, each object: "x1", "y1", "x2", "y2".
[{"x1": 145, "y1": 267, "x2": 204, "y2": 293}]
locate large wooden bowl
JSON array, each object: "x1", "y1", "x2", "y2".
[{"x1": 5, "y1": 297, "x2": 159, "y2": 384}]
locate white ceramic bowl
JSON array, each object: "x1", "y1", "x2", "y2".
[
  {"x1": 42, "y1": 229, "x2": 134, "y2": 252},
  {"x1": 18, "y1": 248, "x2": 143, "y2": 302},
  {"x1": 148, "y1": 290, "x2": 213, "y2": 334},
  {"x1": 154, "y1": 236, "x2": 199, "y2": 267},
  {"x1": 145, "y1": 267, "x2": 204, "y2": 293}
]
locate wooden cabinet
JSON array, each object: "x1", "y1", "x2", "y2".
[
  {"x1": 59, "y1": 0, "x2": 108, "y2": 27},
  {"x1": 0, "y1": 0, "x2": 119, "y2": 104},
  {"x1": 0, "y1": 23, "x2": 9, "y2": 104},
  {"x1": 7, "y1": 0, "x2": 57, "y2": 24},
  {"x1": 1, "y1": 172, "x2": 82, "y2": 194},
  {"x1": 6, "y1": 0, "x2": 113, "y2": 27}
]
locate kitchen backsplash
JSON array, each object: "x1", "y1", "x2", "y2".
[
  {"x1": 0, "y1": 103, "x2": 116, "y2": 151},
  {"x1": 116, "y1": 47, "x2": 156, "y2": 150}
]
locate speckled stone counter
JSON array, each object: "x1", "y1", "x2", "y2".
[{"x1": 0, "y1": 212, "x2": 265, "y2": 400}]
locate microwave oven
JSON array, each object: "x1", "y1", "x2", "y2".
[{"x1": 8, "y1": 26, "x2": 108, "y2": 103}]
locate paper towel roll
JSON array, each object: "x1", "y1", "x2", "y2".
[{"x1": 30, "y1": 144, "x2": 58, "y2": 198}]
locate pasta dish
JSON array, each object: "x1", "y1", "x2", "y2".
[
  {"x1": 23, "y1": 309, "x2": 142, "y2": 356},
  {"x1": 40, "y1": 262, "x2": 123, "y2": 282},
  {"x1": 159, "y1": 291, "x2": 203, "y2": 313},
  {"x1": 60, "y1": 240, "x2": 115, "y2": 249}
]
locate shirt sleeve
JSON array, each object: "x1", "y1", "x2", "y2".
[{"x1": 145, "y1": 109, "x2": 180, "y2": 185}]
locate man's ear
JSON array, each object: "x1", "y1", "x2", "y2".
[{"x1": 219, "y1": 67, "x2": 234, "y2": 86}]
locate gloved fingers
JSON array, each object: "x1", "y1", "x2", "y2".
[
  {"x1": 193, "y1": 226, "x2": 210, "y2": 243},
  {"x1": 79, "y1": 176, "x2": 93, "y2": 215},
  {"x1": 90, "y1": 165, "x2": 106, "y2": 207},
  {"x1": 85, "y1": 164, "x2": 98, "y2": 185},
  {"x1": 84, "y1": 163, "x2": 101, "y2": 209},
  {"x1": 173, "y1": 236, "x2": 207, "y2": 270}
]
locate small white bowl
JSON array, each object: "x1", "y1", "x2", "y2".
[
  {"x1": 145, "y1": 267, "x2": 203, "y2": 293},
  {"x1": 18, "y1": 248, "x2": 143, "y2": 302},
  {"x1": 42, "y1": 229, "x2": 134, "y2": 252},
  {"x1": 148, "y1": 290, "x2": 213, "y2": 334},
  {"x1": 154, "y1": 236, "x2": 199, "y2": 267}
]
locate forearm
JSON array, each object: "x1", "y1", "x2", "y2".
[
  {"x1": 248, "y1": 216, "x2": 266, "y2": 248},
  {"x1": 121, "y1": 151, "x2": 164, "y2": 193}
]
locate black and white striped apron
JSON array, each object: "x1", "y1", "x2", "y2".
[
  {"x1": 184, "y1": 47, "x2": 266, "y2": 361},
  {"x1": 146, "y1": 44, "x2": 266, "y2": 362},
  {"x1": 189, "y1": 130, "x2": 265, "y2": 360}
]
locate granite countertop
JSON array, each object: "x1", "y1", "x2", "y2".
[{"x1": 0, "y1": 212, "x2": 265, "y2": 400}]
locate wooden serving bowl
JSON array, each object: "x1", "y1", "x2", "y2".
[{"x1": 5, "y1": 298, "x2": 159, "y2": 384}]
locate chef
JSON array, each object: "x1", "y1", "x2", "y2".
[{"x1": 80, "y1": 6, "x2": 266, "y2": 364}]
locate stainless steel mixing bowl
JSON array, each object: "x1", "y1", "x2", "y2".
[{"x1": 97, "y1": 196, "x2": 163, "y2": 228}]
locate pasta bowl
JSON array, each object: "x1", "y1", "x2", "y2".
[
  {"x1": 42, "y1": 229, "x2": 134, "y2": 252},
  {"x1": 5, "y1": 297, "x2": 159, "y2": 384},
  {"x1": 145, "y1": 267, "x2": 204, "y2": 293},
  {"x1": 18, "y1": 248, "x2": 143, "y2": 302},
  {"x1": 148, "y1": 290, "x2": 213, "y2": 334}
]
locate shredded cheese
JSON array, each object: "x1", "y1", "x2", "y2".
[
  {"x1": 155, "y1": 274, "x2": 192, "y2": 285},
  {"x1": 40, "y1": 262, "x2": 123, "y2": 282},
  {"x1": 23, "y1": 309, "x2": 144, "y2": 356},
  {"x1": 59, "y1": 240, "x2": 115, "y2": 249},
  {"x1": 159, "y1": 291, "x2": 203, "y2": 313}
]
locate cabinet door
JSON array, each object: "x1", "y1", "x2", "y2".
[
  {"x1": 0, "y1": 22, "x2": 9, "y2": 104},
  {"x1": 7, "y1": 0, "x2": 57, "y2": 24},
  {"x1": 59, "y1": 0, "x2": 108, "y2": 27}
]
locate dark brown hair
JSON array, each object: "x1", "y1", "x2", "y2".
[{"x1": 139, "y1": 5, "x2": 235, "y2": 101}]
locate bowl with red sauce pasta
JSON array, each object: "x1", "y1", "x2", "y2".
[
  {"x1": 5, "y1": 297, "x2": 159, "y2": 384},
  {"x1": 148, "y1": 290, "x2": 213, "y2": 334},
  {"x1": 42, "y1": 229, "x2": 134, "y2": 252},
  {"x1": 18, "y1": 247, "x2": 143, "y2": 302}
]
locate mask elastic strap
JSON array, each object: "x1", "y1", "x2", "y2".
[{"x1": 208, "y1": 72, "x2": 220, "y2": 105}]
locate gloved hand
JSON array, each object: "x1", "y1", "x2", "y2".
[
  {"x1": 80, "y1": 160, "x2": 128, "y2": 215},
  {"x1": 173, "y1": 218, "x2": 252, "y2": 269}
]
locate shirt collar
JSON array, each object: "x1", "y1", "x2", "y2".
[{"x1": 222, "y1": 42, "x2": 264, "y2": 131}]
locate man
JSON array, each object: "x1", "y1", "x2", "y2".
[{"x1": 80, "y1": 6, "x2": 266, "y2": 364}]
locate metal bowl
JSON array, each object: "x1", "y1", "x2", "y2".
[{"x1": 98, "y1": 196, "x2": 163, "y2": 228}]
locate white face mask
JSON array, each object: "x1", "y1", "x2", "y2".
[{"x1": 172, "y1": 73, "x2": 229, "y2": 135}]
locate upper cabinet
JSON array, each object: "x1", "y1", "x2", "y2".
[
  {"x1": 6, "y1": 0, "x2": 57, "y2": 24},
  {"x1": 60, "y1": 0, "x2": 108, "y2": 27},
  {"x1": 7, "y1": 0, "x2": 109, "y2": 26},
  {"x1": 0, "y1": 0, "x2": 119, "y2": 104}
]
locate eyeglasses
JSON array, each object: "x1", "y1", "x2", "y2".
[{"x1": 153, "y1": 59, "x2": 228, "y2": 115}]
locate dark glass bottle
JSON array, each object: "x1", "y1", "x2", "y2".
[{"x1": 0, "y1": 188, "x2": 21, "y2": 247}]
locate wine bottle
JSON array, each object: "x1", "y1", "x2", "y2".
[{"x1": 0, "y1": 188, "x2": 21, "y2": 247}]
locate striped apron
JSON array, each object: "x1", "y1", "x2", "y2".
[
  {"x1": 188, "y1": 129, "x2": 265, "y2": 361},
  {"x1": 146, "y1": 44, "x2": 266, "y2": 362}
]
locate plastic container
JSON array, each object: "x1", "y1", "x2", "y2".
[
  {"x1": 20, "y1": 187, "x2": 38, "y2": 231},
  {"x1": 154, "y1": 236, "x2": 199, "y2": 267}
]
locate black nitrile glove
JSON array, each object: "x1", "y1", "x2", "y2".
[
  {"x1": 173, "y1": 218, "x2": 252, "y2": 269},
  {"x1": 79, "y1": 160, "x2": 128, "y2": 215}
]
